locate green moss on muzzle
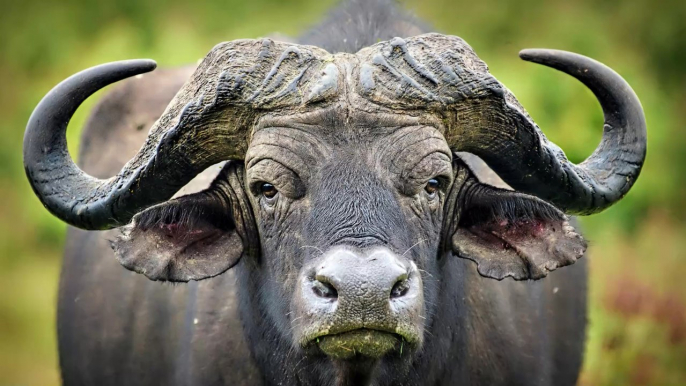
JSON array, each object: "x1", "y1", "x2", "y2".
[{"x1": 317, "y1": 329, "x2": 400, "y2": 359}]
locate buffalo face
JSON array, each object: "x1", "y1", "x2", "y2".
[{"x1": 244, "y1": 112, "x2": 453, "y2": 359}]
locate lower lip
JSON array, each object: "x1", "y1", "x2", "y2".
[{"x1": 315, "y1": 329, "x2": 403, "y2": 359}]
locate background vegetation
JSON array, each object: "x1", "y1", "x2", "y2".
[{"x1": 0, "y1": 0, "x2": 684, "y2": 384}]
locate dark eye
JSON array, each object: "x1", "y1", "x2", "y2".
[
  {"x1": 425, "y1": 179, "x2": 439, "y2": 197},
  {"x1": 260, "y1": 183, "x2": 278, "y2": 199}
]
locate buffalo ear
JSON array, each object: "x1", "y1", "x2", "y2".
[
  {"x1": 447, "y1": 167, "x2": 586, "y2": 280},
  {"x1": 111, "y1": 163, "x2": 257, "y2": 282}
]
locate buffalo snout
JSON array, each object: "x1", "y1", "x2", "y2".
[{"x1": 294, "y1": 247, "x2": 425, "y2": 359}]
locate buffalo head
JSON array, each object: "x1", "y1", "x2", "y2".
[{"x1": 24, "y1": 34, "x2": 646, "y2": 372}]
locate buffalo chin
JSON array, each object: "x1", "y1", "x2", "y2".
[{"x1": 317, "y1": 329, "x2": 402, "y2": 359}]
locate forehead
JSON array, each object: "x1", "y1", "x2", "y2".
[
  {"x1": 251, "y1": 105, "x2": 445, "y2": 146},
  {"x1": 245, "y1": 105, "x2": 452, "y2": 179}
]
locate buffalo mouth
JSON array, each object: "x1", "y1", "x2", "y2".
[{"x1": 311, "y1": 328, "x2": 409, "y2": 359}]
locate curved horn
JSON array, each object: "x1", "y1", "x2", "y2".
[
  {"x1": 353, "y1": 35, "x2": 647, "y2": 214},
  {"x1": 358, "y1": 33, "x2": 646, "y2": 214},
  {"x1": 25, "y1": 39, "x2": 334, "y2": 230},
  {"x1": 24, "y1": 60, "x2": 161, "y2": 230},
  {"x1": 493, "y1": 49, "x2": 647, "y2": 214}
]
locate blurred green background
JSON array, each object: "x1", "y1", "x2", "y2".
[{"x1": 1, "y1": 0, "x2": 684, "y2": 384}]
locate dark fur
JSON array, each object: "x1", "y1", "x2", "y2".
[
  {"x1": 461, "y1": 182, "x2": 566, "y2": 227},
  {"x1": 135, "y1": 194, "x2": 233, "y2": 233},
  {"x1": 58, "y1": 1, "x2": 588, "y2": 385},
  {"x1": 298, "y1": 0, "x2": 430, "y2": 53}
]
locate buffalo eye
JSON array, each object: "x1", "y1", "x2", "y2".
[
  {"x1": 260, "y1": 183, "x2": 278, "y2": 199},
  {"x1": 425, "y1": 179, "x2": 439, "y2": 197}
]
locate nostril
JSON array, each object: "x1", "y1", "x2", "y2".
[
  {"x1": 313, "y1": 280, "x2": 338, "y2": 299},
  {"x1": 390, "y1": 278, "x2": 410, "y2": 299}
]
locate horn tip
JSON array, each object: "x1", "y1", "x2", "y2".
[
  {"x1": 132, "y1": 59, "x2": 157, "y2": 73},
  {"x1": 518, "y1": 49, "x2": 551, "y2": 62}
]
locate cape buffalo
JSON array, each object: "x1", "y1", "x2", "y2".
[{"x1": 24, "y1": 0, "x2": 646, "y2": 385}]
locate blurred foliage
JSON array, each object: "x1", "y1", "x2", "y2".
[{"x1": 0, "y1": 0, "x2": 684, "y2": 385}]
